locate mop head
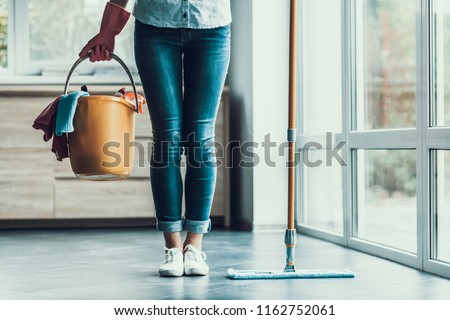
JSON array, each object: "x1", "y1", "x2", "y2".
[{"x1": 227, "y1": 268, "x2": 356, "y2": 280}]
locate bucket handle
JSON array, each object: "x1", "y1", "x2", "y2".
[{"x1": 63, "y1": 53, "x2": 139, "y2": 113}]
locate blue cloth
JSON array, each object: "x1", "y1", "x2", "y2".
[
  {"x1": 133, "y1": 0, "x2": 232, "y2": 29},
  {"x1": 134, "y1": 22, "x2": 231, "y2": 234},
  {"x1": 55, "y1": 91, "x2": 89, "y2": 136}
]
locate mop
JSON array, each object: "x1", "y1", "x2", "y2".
[{"x1": 227, "y1": 0, "x2": 355, "y2": 280}]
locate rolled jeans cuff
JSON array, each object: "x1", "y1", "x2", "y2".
[
  {"x1": 156, "y1": 219, "x2": 183, "y2": 232},
  {"x1": 184, "y1": 218, "x2": 211, "y2": 234}
]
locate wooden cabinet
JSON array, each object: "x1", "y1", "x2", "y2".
[{"x1": 0, "y1": 86, "x2": 229, "y2": 228}]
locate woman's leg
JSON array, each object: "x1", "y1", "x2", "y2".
[
  {"x1": 134, "y1": 21, "x2": 184, "y2": 251},
  {"x1": 184, "y1": 232, "x2": 203, "y2": 251},
  {"x1": 182, "y1": 25, "x2": 231, "y2": 247}
]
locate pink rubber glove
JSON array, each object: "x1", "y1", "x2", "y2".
[{"x1": 79, "y1": 2, "x2": 130, "y2": 62}]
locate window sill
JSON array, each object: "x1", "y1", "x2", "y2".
[
  {"x1": 0, "y1": 75, "x2": 142, "y2": 86},
  {"x1": 0, "y1": 75, "x2": 144, "y2": 97},
  {"x1": 0, "y1": 83, "x2": 144, "y2": 97}
]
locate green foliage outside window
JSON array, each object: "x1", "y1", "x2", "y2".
[
  {"x1": 364, "y1": 0, "x2": 416, "y2": 130},
  {"x1": 0, "y1": 1, "x2": 7, "y2": 68}
]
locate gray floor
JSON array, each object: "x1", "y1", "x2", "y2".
[{"x1": 0, "y1": 229, "x2": 449, "y2": 300}]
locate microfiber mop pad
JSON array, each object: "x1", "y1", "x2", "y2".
[{"x1": 227, "y1": 268, "x2": 356, "y2": 280}]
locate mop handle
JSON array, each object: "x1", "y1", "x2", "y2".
[{"x1": 287, "y1": 0, "x2": 298, "y2": 231}]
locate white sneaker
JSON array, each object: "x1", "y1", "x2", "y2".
[
  {"x1": 184, "y1": 244, "x2": 209, "y2": 276},
  {"x1": 159, "y1": 247, "x2": 184, "y2": 277}
]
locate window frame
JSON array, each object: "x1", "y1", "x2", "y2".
[
  {"x1": 296, "y1": 0, "x2": 450, "y2": 279},
  {"x1": 1, "y1": 0, "x2": 137, "y2": 84}
]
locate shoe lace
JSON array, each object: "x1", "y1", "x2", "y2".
[
  {"x1": 185, "y1": 245, "x2": 207, "y2": 262},
  {"x1": 163, "y1": 248, "x2": 180, "y2": 264}
]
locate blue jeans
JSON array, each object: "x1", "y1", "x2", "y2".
[{"x1": 134, "y1": 20, "x2": 231, "y2": 234}]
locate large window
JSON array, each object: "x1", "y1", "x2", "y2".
[
  {"x1": 353, "y1": 0, "x2": 417, "y2": 255},
  {"x1": 298, "y1": 0, "x2": 450, "y2": 279},
  {"x1": 301, "y1": 0, "x2": 342, "y2": 135},
  {"x1": 431, "y1": 0, "x2": 450, "y2": 267},
  {"x1": 303, "y1": 150, "x2": 344, "y2": 234},
  {"x1": 356, "y1": 0, "x2": 416, "y2": 130},
  {"x1": 0, "y1": 0, "x2": 134, "y2": 77},
  {"x1": 356, "y1": 149, "x2": 417, "y2": 253},
  {"x1": 299, "y1": 0, "x2": 344, "y2": 236},
  {"x1": 0, "y1": 0, "x2": 7, "y2": 69},
  {"x1": 433, "y1": 0, "x2": 450, "y2": 126},
  {"x1": 434, "y1": 151, "x2": 450, "y2": 262}
]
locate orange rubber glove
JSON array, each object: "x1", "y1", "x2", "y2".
[{"x1": 79, "y1": 2, "x2": 130, "y2": 62}]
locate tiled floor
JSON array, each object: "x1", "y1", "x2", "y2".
[{"x1": 0, "y1": 229, "x2": 449, "y2": 300}]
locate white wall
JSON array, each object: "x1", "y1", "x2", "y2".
[
  {"x1": 229, "y1": 0, "x2": 254, "y2": 230},
  {"x1": 229, "y1": 0, "x2": 290, "y2": 231}
]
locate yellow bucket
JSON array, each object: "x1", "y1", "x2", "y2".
[{"x1": 63, "y1": 54, "x2": 139, "y2": 181}]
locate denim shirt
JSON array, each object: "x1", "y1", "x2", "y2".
[{"x1": 133, "y1": 0, "x2": 232, "y2": 29}]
